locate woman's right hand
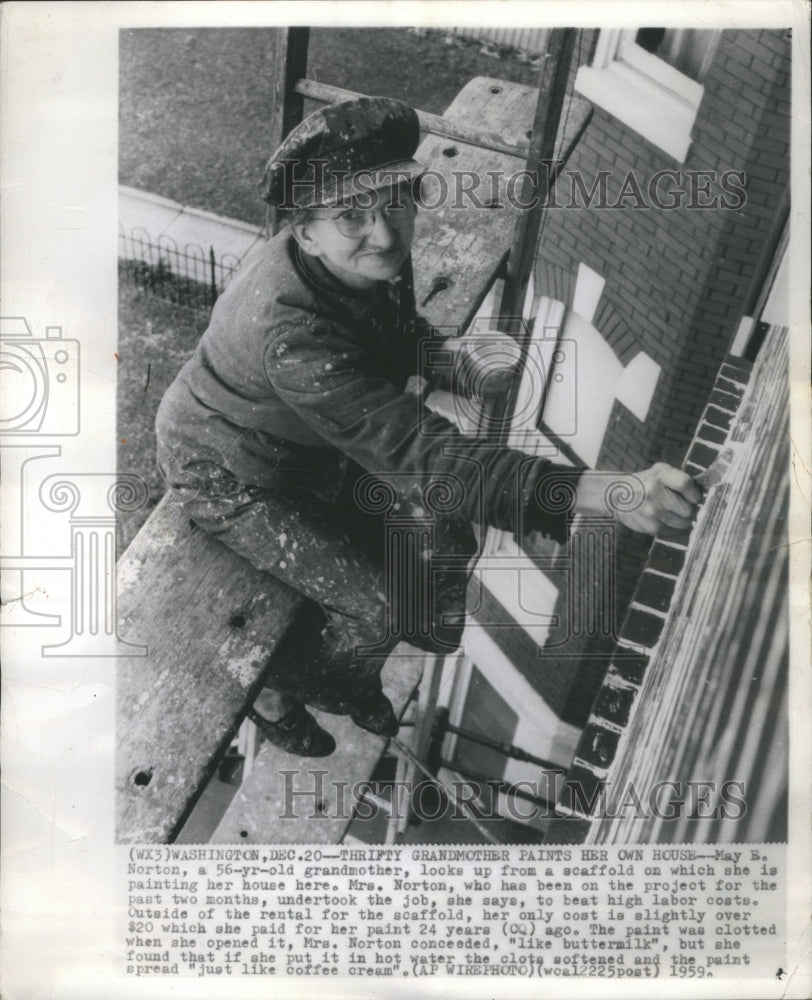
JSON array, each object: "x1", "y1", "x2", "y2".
[{"x1": 574, "y1": 463, "x2": 701, "y2": 535}]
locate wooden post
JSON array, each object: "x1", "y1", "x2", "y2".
[
  {"x1": 267, "y1": 27, "x2": 310, "y2": 236},
  {"x1": 499, "y1": 28, "x2": 577, "y2": 331},
  {"x1": 478, "y1": 28, "x2": 577, "y2": 441}
]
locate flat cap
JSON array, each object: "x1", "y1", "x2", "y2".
[{"x1": 261, "y1": 96, "x2": 422, "y2": 209}]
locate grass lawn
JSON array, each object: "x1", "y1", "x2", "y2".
[{"x1": 119, "y1": 27, "x2": 539, "y2": 224}]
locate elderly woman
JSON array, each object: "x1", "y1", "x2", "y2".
[{"x1": 156, "y1": 97, "x2": 699, "y2": 756}]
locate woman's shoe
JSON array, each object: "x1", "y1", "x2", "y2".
[
  {"x1": 246, "y1": 703, "x2": 336, "y2": 757},
  {"x1": 350, "y1": 691, "x2": 399, "y2": 737}
]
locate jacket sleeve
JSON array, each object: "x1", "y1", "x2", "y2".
[
  {"x1": 263, "y1": 315, "x2": 577, "y2": 542},
  {"x1": 406, "y1": 315, "x2": 457, "y2": 394}
]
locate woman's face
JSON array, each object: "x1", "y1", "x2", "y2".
[{"x1": 293, "y1": 184, "x2": 417, "y2": 290}]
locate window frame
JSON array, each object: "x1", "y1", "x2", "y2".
[{"x1": 575, "y1": 27, "x2": 721, "y2": 162}]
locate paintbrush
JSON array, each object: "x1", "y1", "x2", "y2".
[{"x1": 693, "y1": 444, "x2": 740, "y2": 492}]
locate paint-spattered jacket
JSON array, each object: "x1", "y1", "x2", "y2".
[{"x1": 156, "y1": 228, "x2": 573, "y2": 542}]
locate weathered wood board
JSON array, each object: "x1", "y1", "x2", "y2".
[{"x1": 116, "y1": 494, "x2": 301, "y2": 842}]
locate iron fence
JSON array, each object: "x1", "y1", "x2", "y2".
[{"x1": 118, "y1": 226, "x2": 242, "y2": 314}]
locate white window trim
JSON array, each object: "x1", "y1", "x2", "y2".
[
  {"x1": 438, "y1": 629, "x2": 581, "y2": 828},
  {"x1": 575, "y1": 28, "x2": 718, "y2": 162},
  {"x1": 445, "y1": 633, "x2": 580, "y2": 761}
]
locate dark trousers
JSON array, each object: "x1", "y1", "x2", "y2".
[{"x1": 171, "y1": 462, "x2": 477, "y2": 711}]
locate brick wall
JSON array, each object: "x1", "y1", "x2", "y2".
[
  {"x1": 520, "y1": 28, "x2": 789, "y2": 724},
  {"x1": 542, "y1": 27, "x2": 789, "y2": 469}
]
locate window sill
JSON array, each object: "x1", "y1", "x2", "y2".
[{"x1": 575, "y1": 62, "x2": 696, "y2": 162}]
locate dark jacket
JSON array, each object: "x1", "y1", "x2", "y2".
[{"x1": 156, "y1": 229, "x2": 573, "y2": 541}]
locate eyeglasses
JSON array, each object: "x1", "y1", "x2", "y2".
[{"x1": 311, "y1": 197, "x2": 417, "y2": 239}]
